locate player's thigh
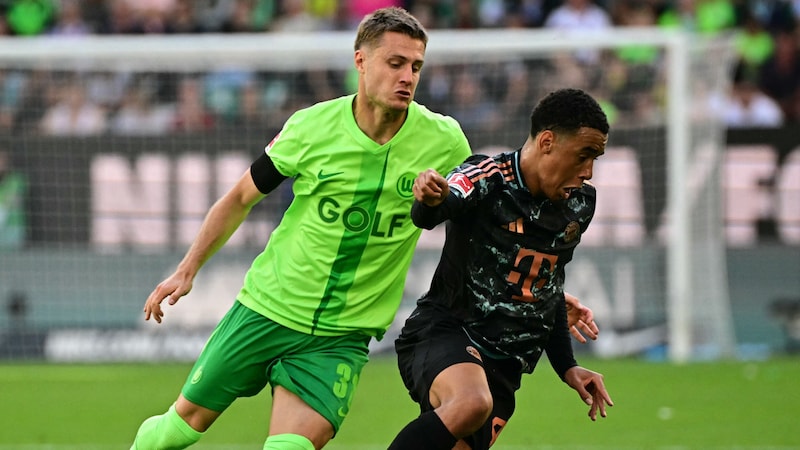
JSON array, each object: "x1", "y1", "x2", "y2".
[
  {"x1": 396, "y1": 312, "x2": 484, "y2": 411},
  {"x1": 180, "y1": 301, "x2": 289, "y2": 412},
  {"x1": 267, "y1": 332, "x2": 370, "y2": 434}
]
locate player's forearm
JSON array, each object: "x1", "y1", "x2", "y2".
[
  {"x1": 411, "y1": 193, "x2": 457, "y2": 229},
  {"x1": 176, "y1": 194, "x2": 254, "y2": 276},
  {"x1": 545, "y1": 299, "x2": 578, "y2": 380}
]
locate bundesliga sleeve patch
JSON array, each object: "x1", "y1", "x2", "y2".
[
  {"x1": 448, "y1": 172, "x2": 474, "y2": 198},
  {"x1": 265, "y1": 131, "x2": 282, "y2": 154}
]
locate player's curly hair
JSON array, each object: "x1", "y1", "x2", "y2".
[
  {"x1": 529, "y1": 88, "x2": 610, "y2": 137},
  {"x1": 354, "y1": 7, "x2": 428, "y2": 51}
]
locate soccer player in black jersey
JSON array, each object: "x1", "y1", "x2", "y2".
[{"x1": 388, "y1": 88, "x2": 614, "y2": 450}]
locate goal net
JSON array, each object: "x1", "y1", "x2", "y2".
[{"x1": 0, "y1": 29, "x2": 736, "y2": 362}]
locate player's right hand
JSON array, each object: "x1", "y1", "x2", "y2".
[
  {"x1": 413, "y1": 169, "x2": 449, "y2": 206},
  {"x1": 143, "y1": 271, "x2": 193, "y2": 323}
]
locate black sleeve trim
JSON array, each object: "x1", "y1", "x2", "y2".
[
  {"x1": 545, "y1": 297, "x2": 578, "y2": 381},
  {"x1": 250, "y1": 152, "x2": 288, "y2": 195}
]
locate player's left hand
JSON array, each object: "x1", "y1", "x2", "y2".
[
  {"x1": 565, "y1": 293, "x2": 599, "y2": 343},
  {"x1": 564, "y1": 366, "x2": 614, "y2": 421}
]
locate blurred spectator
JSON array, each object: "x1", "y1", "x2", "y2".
[
  {"x1": 168, "y1": 0, "x2": 206, "y2": 33},
  {"x1": 733, "y1": 10, "x2": 775, "y2": 82},
  {"x1": 503, "y1": 0, "x2": 552, "y2": 28},
  {"x1": 121, "y1": 0, "x2": 177, "y2": 17},
  {"x1": 139, "y1": 7, "x2": 175, "y2": 34},
  {"x1": 476, "y1": 0, "x2": 507, "y2": 27},
  {"x1": 695, "y1": 0, "x2": 737, "y2": 34},
  {"x1": 447, "y1": 69, "x2": 502, "y2": 148},
  {"x1": 481, "y1": 58, "x2": 530, "y2": 144},
  {"x1": 39, "y1": 79, "x2": 108, "y2": 135},
  {"x1": 307, "y1": 0, "x2": 339, "y2": 23},
  {"x1": 97, "y1": 0, "x2": 143, "y2": 34},
  {"x1": 84, "y1": 71, "x2": 131, "y2": 111},
  {"x1": 229, "y1": 78, "x2": 269, "y2": 131},
  {"x1": 5, "y1": 0, "x2": 55, "y2": 35},
  {"x1": 543, "y1": 0, "x2": 612, "y2": 63},
  {"x1": 658, "y1": 0, "x2": 737, "y2": 35},
  {"x1": 271, "y1": 0, "x2": 324, "y2": 32},
  {"x1": 171, "y1": 76, "x2": 216, "y2": 132},
  {"x1": 749, "y1": 0, "x2": 798, "y2": 33},
  {"x1": 49, "y1": 0, "x2": 91, "y2": 36},
  {"x1": 415, "y1": 64, "x2": 451, "y2": 112},
  {"x1": 407, "y1": 1, "x2": 437, "y2": 29},
  {"x1": 657, "y1": 0, "x2": 697, "y2": 30},
  {"x1": 0, "y1": 70, "x2": 27, "y2": 131},
  {"x1": 544, "y1": 0, "x2": 611, "y2": 30},
  {"x1": 758, "y1": 26, "x2": 800, "y2": 122},
  {"x1": 205, "y1": 69, "x2": 256, "y2": 122},
  {"x1": 0, "y1": 149, "x2": 26, "y2": 251},
  {"x1": 451, "y1": 0, "x2": 480, "y2": 29},
  {"x1": 79, "y1": 0, "x2": 110, "y2": 33},
  {"x1": 109, "y1": 78, "x2": 175, "y2": 135},
  {"x1": 219, "y1": 0, "x2": 272, "y2": 32},
  {"x1": 8, "y1": 70, "x2": 46, "y2": 134},
  {"x1": 613, "y1": 1, "x2": 660, "y2": 65},
  {"x1": 717, "y1": 63, "x2": 784, "y2": 128},
  {"x1": 0, "y1": 0, "x2": 796, "y2": 134}
]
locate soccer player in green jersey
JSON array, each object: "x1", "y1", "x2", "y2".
[
  {"x1": 388, "y1": 88, "x2": 614, "y2": 449},
  {"x1": 129, "y1": 7, "x2": 471, "y2": 450}
]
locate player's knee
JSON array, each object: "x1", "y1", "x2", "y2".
[{"x1": 452, "y1": 390, "x2": 494, "y2": 433}]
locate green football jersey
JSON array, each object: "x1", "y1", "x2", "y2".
[{"x1": 237, "y1": 94, "x2": 471, "y2": 339}]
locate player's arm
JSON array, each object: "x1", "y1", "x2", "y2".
[
  {"x1": 144, "y1": 154, "x2": 284, "y2": 323},
  {"x1": 410, "y1": 169, "x2": 459, "y2": 229},
  {"x1": 411, "y1": 155, "x2": 494, "y2": 229},
  {"x1": 545, "y1": 297, "x2": 579, "y2": 380},
  {"x1": 552, "y1": 296, "x2": 613, "y2": 421}
]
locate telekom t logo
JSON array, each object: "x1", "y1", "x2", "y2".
[{"x1": 506, "y1": 249, "x2": 559, "y2": 302}]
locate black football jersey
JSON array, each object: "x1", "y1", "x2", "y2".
[{"x1": 412, "y1": 150, "x2": 595, "y2": 372}]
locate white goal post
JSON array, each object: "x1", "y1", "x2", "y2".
[{"x1": 0, "y1": 28, "x2": 736, "y2": 362}]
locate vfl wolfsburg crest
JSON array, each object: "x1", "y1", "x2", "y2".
[{"x1": 396, "y1": 173, "x2": 416, "y2": 198}]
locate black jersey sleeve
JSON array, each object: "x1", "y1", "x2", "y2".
[
  {"x1": 544, "y1": 297, "x2": 578, "y2": 381},
  {"x1": 410, "y1": 154, "x2": 503, "y2": 229},
  {"x1": 250, "y1": 152, "x2": 288, "y2": 195},
  {"x1": 410, "y1": 193, "x2": 462, "y2": 230}
]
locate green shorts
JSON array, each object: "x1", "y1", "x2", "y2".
[{"x1": 181, "y1": 300, "x2": 370, "y2": 432}]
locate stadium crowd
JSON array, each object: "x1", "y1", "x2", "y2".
[{"x1": 0, "y1": 0, "x2": 799, "y2": 141}]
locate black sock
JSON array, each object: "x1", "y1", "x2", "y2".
[{"x1": 387, "y1": 410, "x2": 458, "y2": 450}]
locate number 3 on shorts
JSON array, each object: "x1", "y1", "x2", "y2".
[{"x1": 333, "y1": 363, "x2": 359, "y2": 417}]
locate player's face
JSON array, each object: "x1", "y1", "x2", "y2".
[
  {"x1": 537, "y1": 127, "x2": 607, "y2": 202},
  {"x1": 356, "y1": 32, "x2": 425, "y2": 112}
]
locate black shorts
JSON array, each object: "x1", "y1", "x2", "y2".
[{"x1": 395, "y1": 305, "x2": 523, "y2": 450}]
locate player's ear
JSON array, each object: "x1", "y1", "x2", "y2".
[
  {"x1": 354, "y1": 49, "x2": 366, "y2": 72},
  {"x1": 538, "y1": 130, "x2": 554, "y2": 153}
]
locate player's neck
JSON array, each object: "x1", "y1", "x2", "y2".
[{"x1": 352, "y1": 95, "x2": 407, "y2": 145}]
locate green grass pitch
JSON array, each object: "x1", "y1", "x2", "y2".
[{"x1": 1, "y1": 355, "x2": 799, "y2": 449}]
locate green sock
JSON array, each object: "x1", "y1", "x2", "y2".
[
  {"x1": 263, "y1": 433, "x2": 316, "y2": 450},
  {"x1": 130, "y1": 404, "x2": 203, "y2": 450}
]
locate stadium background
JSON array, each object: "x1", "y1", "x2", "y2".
[{"x1": 1, "y1": 0, "x2": 798, "y2": 359}]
